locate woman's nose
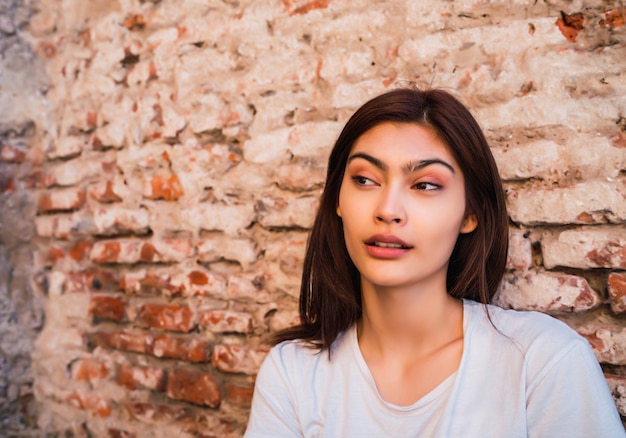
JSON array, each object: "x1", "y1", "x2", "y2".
[{"x1": 374, "y1": 186, "x2": 406, "y2": 224}]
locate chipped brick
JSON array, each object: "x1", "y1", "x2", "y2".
[
  {"x1": 66, "y1": 391, "x2": 111, "y2": 417},
  {"x1": 555, "y1": 11, "x2": 583, "y2": 42},
  {"x1": 89, "y1": 330, "x2": 152, "y2": 355},
  {"x1": 89, "y1": 295, "x2": 126, "y2": 322},
  {"x1": 225, "y1": 382, "x2": 254, "y2": 408},
  {"x1": 142, "y1": 174, "x2": 184, "y2": 201},
  {"x1": 115, "y1": 364, "x2": 166, "y2": 391},
  {"x1": 212, "y1": 345, "x2": 269, "y2": 375},
  {"x1": 70, "y1": 358, "x2": 110, "y2": 383},
  {"x1": 166, "y1": 367, "x2": 221, "y2": 407},
  {"x1": 151, "y1": 333, "x2": 211, "y2": 362},
  {"x1": 609, "y1": 273, "x2": 626, "y2": 314},
  {"x1": 199, "y1": 310, "x2": 254, "y2": 333},
  {"x1": 38, "y1": 188, "x2": 86, "y2": 213},
  {"x1": 136, "y1": 303, "x2": 195, "y2": 332}
]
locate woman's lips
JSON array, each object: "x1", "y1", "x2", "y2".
[{"x1": 364, "y1": 234, "x2": 412, "y2": 258}]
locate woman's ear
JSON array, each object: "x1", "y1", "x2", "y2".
[
  {"x1": 460, "y1": 214, "x2": 477, "y2": 234},
  {"x1": 336, "y1": 205, "x2": 342, "y2": 217}
]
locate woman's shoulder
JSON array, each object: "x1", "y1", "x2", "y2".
[
  {"x1": 465, "y1": 299, "x2": 587, "y2": 355},
  {"x1": 263, "y1": 326, "x2": 354, "y2": 372}
]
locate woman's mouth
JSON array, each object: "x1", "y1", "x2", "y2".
[
  {"x1": 364, "y1": 235, "x2": 413, "y2": 258},
  {"x1": 368, "y1": 241, "x2": 410, "y2": 249}
]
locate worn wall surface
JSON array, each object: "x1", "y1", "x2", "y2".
[
  {"x1": 0, "y1": 0, "x2": 47, "y2": 435},
  {"x1": 1, "y1": 0, "x2": 625, "y2": 435}
]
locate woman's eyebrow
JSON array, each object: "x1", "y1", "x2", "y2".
[
  {"x1": 347, "y1": 152, "x2": 386, "y2": 170},
  {"x1": 403, "y1": 159, "x2": 455, "y2": 174},
  {"x1": 347, "y1": 152, "x2": 455, "y2": 174}
]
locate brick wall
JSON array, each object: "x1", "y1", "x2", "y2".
[{"x1": 4, "y1": 0, "x2": 626, "y2": 435}]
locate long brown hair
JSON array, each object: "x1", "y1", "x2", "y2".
[{"x1": 274, "y1": 88, "x2": 509, "y2": 351}]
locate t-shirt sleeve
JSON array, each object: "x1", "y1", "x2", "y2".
[
  {"x1": 243, "y1": 345, "x2": 302, "y2": 437},
  {"x1": 526, "y1": 339, "x2": 625, "y2": 437}
]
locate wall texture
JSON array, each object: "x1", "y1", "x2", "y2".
[
  {"x1": 0, "y1": 0, "x2": 625, "y2": 435},
  {"x1": 0, "y1": 0, "x2": 47, "y2": 435}
]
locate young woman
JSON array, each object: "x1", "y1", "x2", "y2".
[{"x1": 244, "y1": 88, "x2": 624, "y2": 437}]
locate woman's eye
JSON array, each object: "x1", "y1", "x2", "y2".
[
  {"x1": 351, "y1": 175, "x2": 376, "y2": 186},
  {"x1": 413, "y1": 181, "x2": 441, "y2": 191}
]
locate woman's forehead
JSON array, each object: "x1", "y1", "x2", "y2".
[{"x1": 349, "y1": 122, "x2": 458, "y2": 167}]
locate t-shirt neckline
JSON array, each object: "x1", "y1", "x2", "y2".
[{"x1": 349, "y1": 300, "x2": 474, "y2": 413}]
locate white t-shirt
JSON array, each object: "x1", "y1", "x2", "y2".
[{"x1": 245, "y1": 300, "x2": 624, "y2": 437}]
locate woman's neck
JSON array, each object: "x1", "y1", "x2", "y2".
[{"x1": 357, "y1": 280, "x2": 463, "y2": 359}]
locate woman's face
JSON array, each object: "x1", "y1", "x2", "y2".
[{"x1": 336, "y1": 122, "x2": 477, "y2": 292}]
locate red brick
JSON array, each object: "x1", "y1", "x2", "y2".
[
  {"x1": 37, "y1": 41, "x2": 56, "y2": 58},
  {"x1": 93, "y1": 207, "x2": 150, "y2": 236},
  {"x1": 284, "y1": 0, "x2": 331, "y2": 15},
  {"x1": 136, "y1": 303, "x2": 195, "y2": 332},
  {"x1": 70, "y1": 358, "x2": 110, "y2": 383},
  {"x1": 0, "y1": 143, "x2": 26, "y2": 163},
  {"x1": 170, "y1": 269, "x2": 228, "y2": 298},
  {"x1": 45, "y1": 242, "x2": 93, "y2": 269},
  {"x1": 578, "y1": 324, "x2": 626, "y2": 365},
  {"x1": 177, "y1": 413, "x2": 238, "y2": 438},
  {"x1": 225, "y1": 382, "x2": 254, "y2": 408},
  {"x1": 119, "y1": 270, "x2": 179, "y2": 296},
  {"x1": 555, "y1": 11, "x2": 583, "y2": 43},
  {"x1": 123, "y1": 14, "x2": 145, "y2": 31},
  {"x1": 142, "y1": 173, "x2": 184, "y2": 200},
  {"x1": 89, "y1": 296, "x2": 126, "y2": 322},
  {"x1": 89, "y1": 331, "x2": 152, "y2": 355},
  {"x1": 90, "y1": 180, "x2": 123, "y2": 203},
  {"x1": 613, "y1": 131, "x2": 626, "y2": 149},
  {"x1": 140, "y1": 242, "x2": 159, "y2": 261},
  {"x1": 65, "y1": 268, "x2": 119, "y2": 293},
  {"x1": 199, "y1": 310, "x2": 254, "y2": 333},
  {"x1": 188, "y1": 270, "x2": 210, "y2": 285},
  {"x1": 90, "y1": 239, "x2": 193, "y2": 264},
  {"x1": 542, "y1": 227, "x2": 626, "y2": 270},
  {"x1": 0, "y1": 176, "x2": 15, "y2": 192},
  {"x1": 35, "y1": 213, "x2": 90, "y2": 240},
  {"x1": 604, "y1": 8, "x2": 626, "y2": 29},
  {"x1": 496, "y1": 271, "x2": 600, "y2": 313},
  {"x1": 123, "y1": 402, "x2": 187, "y2": 423},
  {"x1": 151, "y1": 333, "x2": 211, "y2": 362},
  {"x1": 586, "y1": 244, "x2": 626, "y2": 269},
  {"x1": 91, "y1": 241, "x2": 121, "y2": 263},
  {"x1": 609, "y1": 273, "x2": 626, "y2": 314},
  {"x1": 115, "y1": 363, "x2": 166, "y2": 391},
  {"x1": 38, "y1": 188, "x2": 86, "y2": 213},
  {"x1": 605, "y1": 374, "x2": 626, "y2": 416},
  {"x1": 108, "y1": 429, "x2": 136, "y2": 438},
  {"x1": 48, "y1": 246, "x2": 65, "y2": 264},
  {"x1": 66, "y1": 391, "x2": 111, "y2": 417},
  {"x1": 69, "y1": 239, "x2": 93, "y2": 261},
  {"x1": 506, "y1": 230, "x2": 531, "y2": 271},
  {"x1": 86, "y1": 111, "x2": 98, "y2": 129},
  {"x1": 24, "y1": 167, "x2": 48, "y2": 189},
  {"x1": 212, "y1": 345, "x2": 269, "y2": 375},
  {"x1": 166, "y1": 367, "x2": 221, "y2": 407},
  {"x1": 120, "y1": 269, "x2": 227, "y2": 298}
]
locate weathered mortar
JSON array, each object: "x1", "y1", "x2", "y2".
[
  {"x1": 0, "y1": 0, "x2": 48, "y2": 435},
  {"x1": 0, "y1": 0, "x2": 624, "y2": 435}
]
